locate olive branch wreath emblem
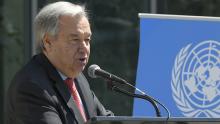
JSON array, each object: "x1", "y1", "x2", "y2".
[
  {"x1": 171, "y1": 44, "x2": 197, "y2": 117},
  {"x1": 171, "y1": 42, "x2": 220, "y2": 117}
]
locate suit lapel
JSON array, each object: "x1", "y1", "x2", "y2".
[
  {"x1": 35, "y1": 53, "x2": 84, "y2": 123},
  {"x1": 54, "y1": 80, "x2": 84, "y2": 123},
  {"x1": 76, "y1": 74, "x2": 96, "y2": 119}
]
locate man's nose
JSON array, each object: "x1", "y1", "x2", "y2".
[{"x1": 79, "y1": 41, "x2": 88, "y2": 52}]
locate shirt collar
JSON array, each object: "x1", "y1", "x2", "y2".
[{"x1": 58, "y1": 71, "x2": 68, "y2": 80}]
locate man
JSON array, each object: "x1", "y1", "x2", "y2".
[{"x1": 6, "y1": 1, "x2": 113, "y2": 124}]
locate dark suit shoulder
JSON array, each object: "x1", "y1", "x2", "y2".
[
  {"x1": 7, "y1": 54, "x2": 62, "y2": 107},
  {"x1": 8, "y1": 54, "x2": 58, "y2": 101},
  {"x1": 6, "y1": 54, "x2": 64, "y2": 124},
  {"x1": 10, "y1": 56, "x2": 48, "y2": 87}
]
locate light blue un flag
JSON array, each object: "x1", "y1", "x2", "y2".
[{"x1": 133, "y1": 14, "x2": 220, "y2": 118}]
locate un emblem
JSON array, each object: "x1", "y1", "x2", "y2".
[{"x1": 171, "y1": 40, "x2": 220, "y2": 117}]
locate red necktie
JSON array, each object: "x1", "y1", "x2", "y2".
[{"x1": 65, "y1": 78, "x2": 87, "y2": 122}]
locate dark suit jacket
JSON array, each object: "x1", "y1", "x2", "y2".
[{"x1": 6, "y1": 53, "x2": 113, "y2": 124}]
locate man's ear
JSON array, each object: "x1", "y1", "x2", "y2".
[{"x1": 43, "y1": 33, "x2": 53, "y2": 52}]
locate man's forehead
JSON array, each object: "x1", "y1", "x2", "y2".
[
  {"x1": 68, "y1": 32, "x2": 92, "y2": 38},
  {"x1": 58, "y1": 15, "x2": 91, "y2": 31}
]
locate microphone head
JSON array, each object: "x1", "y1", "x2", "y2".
[{"x1": 88, "y1": 64, "x2": 101, "y2": 78}]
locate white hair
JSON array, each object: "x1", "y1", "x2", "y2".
[{"x1": 34, "y1": 1, "x2": 88, "y2": 53}]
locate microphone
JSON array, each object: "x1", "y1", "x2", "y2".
[
  {"x1": 87, "y1": 64, "x2": 170, "y2": 118},
  {"x1": 88, "y1": 64, "x2": 127, "y2": 84}
]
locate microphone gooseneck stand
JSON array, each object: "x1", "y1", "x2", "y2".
[
  {"x1": 110, "y1": 84, "x2": 161, "y2": 117},
  {"x1": 88, "y1": 64, "x2": 171, "y2": 120}
]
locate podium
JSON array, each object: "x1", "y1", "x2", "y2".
[{"x1": 87, "y1": 116, "x2": 220, "y2": 124}]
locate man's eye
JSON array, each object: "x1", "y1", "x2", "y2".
[
  {"x1": 85, "y1": 38, "x2": 91, "y2": 42},
  {"x1": 73, "y1": 39, "x2": 79, "y2": 41},
  {"x1": 86, "y1": 39, "x2": 90, "y2": 42},
  {"x1": 69, "y1": 39, "x2": 78, "y2": 45}
]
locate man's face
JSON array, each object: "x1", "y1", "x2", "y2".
[{"x1": 44, "y1": 15, "x2": 91, "y2": 78}]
